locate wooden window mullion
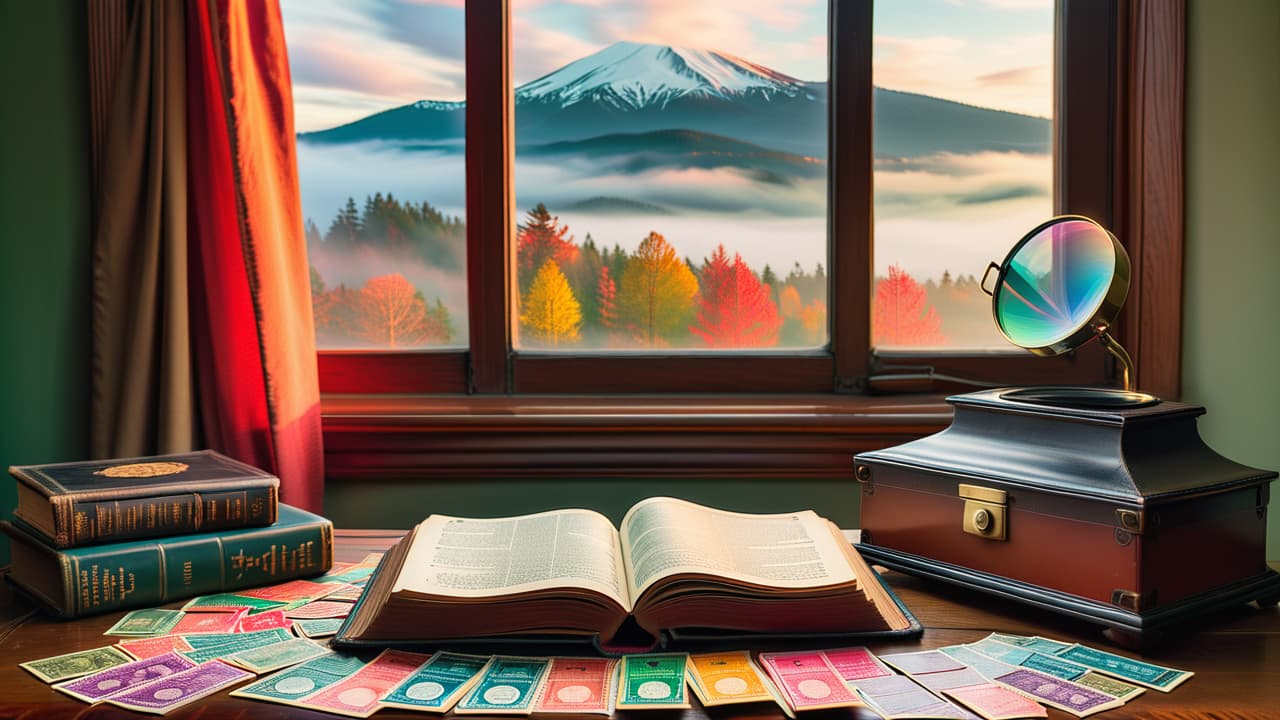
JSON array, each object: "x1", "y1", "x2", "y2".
[{"x1": 465, "y1": 0, "x2": 514, "y2": 394}]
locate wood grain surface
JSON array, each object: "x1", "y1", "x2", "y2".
[{"x1": 2, "y1": 530, "x2": 1276, "y2": 719}]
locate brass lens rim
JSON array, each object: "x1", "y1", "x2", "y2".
[{"x1": 989, "y1": 214, "x2": 1131, "y2": 357}]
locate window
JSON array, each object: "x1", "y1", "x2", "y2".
[
  {"x1": 511, "y1": 2, "x2": 829, "y2": 352},
  {"x1": 871, "y1": 1, "x2": 1053, "y2": 350},
  {"x1": 291, "y1": 1, "x2": 1182, "y2": 403}
]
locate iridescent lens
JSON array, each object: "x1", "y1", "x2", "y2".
[{"x1": 995, "y1": 219, "x2": 1116, "y2": 349}]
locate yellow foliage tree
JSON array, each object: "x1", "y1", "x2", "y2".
[
  {"x1": 616, "y1": 231, "x2": 699, "y2": 347},
  {"x1": 520, "y1": 259, "x2": 582, "y2": 346}
]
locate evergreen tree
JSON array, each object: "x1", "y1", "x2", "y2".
[
  {"x1": 520, "y1": 260, "x2": 582, "y2": 347},
  {"x1": 326, "y1": 197, "x2": 362, "y2": 245},
  {"x1": 761, "y1": 264, "x2": 778, "y2": 290},
  {"x1": 565, "y1": 235, "x2": 603, "y2": 329},
  {"x1": 304, "y1": 219, "x2": 323, "y2": 247},
  {"x1": 691, "y1": 245, "x2": 781, "y2": 347},
  {"x1": 310, "y1": 265, "x2": 326, "y2": 297},
  {"x1": 516, "y1": 203, "x2": 577, "y2": 292},
  {"x1": 617, "y1": 232, "x2": 699, "y2": 347},
  {"x1": 428, "y1": 298, "x2": 456, "y2": 343}
]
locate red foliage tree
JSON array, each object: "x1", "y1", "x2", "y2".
[
  {"x1": 516, "y1": 203, "x2": 577, "y2": 291},
  {"x1": 597, "y1": 265, "x2": 618, "y2": 329},
  {"x1": 690, "y1": 245, "x2": 781, "y2": 347},
  {"x1": 872, "y1": 264, "x2": 945, "y2": 346}
]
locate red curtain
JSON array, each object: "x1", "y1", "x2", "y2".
[{"x1": 185, "y1": 0, "x2": 323, "y2": 511}]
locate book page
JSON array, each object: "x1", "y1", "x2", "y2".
[
  {"x1": 391, "y1": 508, "x2": 631, "y2": 608},
  {"x1": 619, "y1": 497, "x2": 858, "y2": 600}
]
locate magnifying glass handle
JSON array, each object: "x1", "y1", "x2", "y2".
[
  {"x1": 1097, "y1": 331, "x2": 1136, "y2": 392},
  {"x1": 980, "y1": 262, "x2": 1000, "y2": 296}
]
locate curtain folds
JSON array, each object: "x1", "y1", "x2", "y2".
[
  {"x1": 90, "y1": 0, "x2": 324, "y2": 511},
  {"x1": 90, "y1": 0, "x2": 194, "y2": 459}
]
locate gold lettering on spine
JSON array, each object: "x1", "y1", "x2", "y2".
[
  {"x1": 182, "y1": 560, "x2": 194, "y2": 586},
  {"x1": 123, "y1": 501, "x2": 137, "y2": 533},
  {"x1": 120, "y1": 569, "x2": 135, "y2": 600},
  {"x1": 78, "y1": 568, "x2": 91, "y2": 609},
  {"x1": 73, "y1": 510, "x2": 90, "y2": 541},
  {"x1": 89, "y1": 564, "x2": 101, "y2": 607}
]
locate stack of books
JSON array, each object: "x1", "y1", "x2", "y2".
[{"x1": 1, "y1": 450, "x2": 333, "y2": 618}]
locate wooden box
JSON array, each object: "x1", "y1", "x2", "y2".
[{"x1": 854, "y1": 388, "x2": 1280, "y2": 645}]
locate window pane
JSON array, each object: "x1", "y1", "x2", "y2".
[
  {"x1": 872, "y1": 1, "x2": 1054, "y2": 350},
  {"x1": 282, "y1": 0, "x2": 467, "y2": 350},
  {"x1": 512, "y1": 1, "x2": 829, "y2": 350}
]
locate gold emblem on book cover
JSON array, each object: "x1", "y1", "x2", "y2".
[{"x1": 95, "y1": 461, "x2": 190, "y2": 478}]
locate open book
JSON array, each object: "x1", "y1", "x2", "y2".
[{"x1": 335, "y1": 497, "x2": 916, "y2": 650}]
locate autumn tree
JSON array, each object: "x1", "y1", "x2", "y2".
[
  {"x1": 691, "y1": 245, "x2": 781, "y2": 347},
  {"x1": 520, "y1": 260, "x2": 582, "y2": 346},
  {"x1": 356, "y1": 273, "x2": 446, "y2": 347},
  {"x1": 313, "y1": 283, "x2": 362, "y2": 343},
  {"x1": 597, "y1": 265, "x2": 618, "y2": 330},
  {"x1": 516, "y1": 203, "x2": 577, "y2": 292},
  {"x1": 564, "y1": 235, "x2": 603, "y2": 328},
  {"x1": 872, "y1": 264, "x2": 945, "y2": 346},
  {"x1": 617, "y1": 232, "x2": 699, "y2": 347},
  {"x1": 798, "y1": 299, "x2": 827, "y2": 346}
]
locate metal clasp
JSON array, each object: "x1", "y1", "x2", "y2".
[{"x1": 960, "y1": 484, "x2": 1008, "y2": 541}]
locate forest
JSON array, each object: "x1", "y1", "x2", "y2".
[{"x1": 306, "y1": 196, "x2": 999, "y2": 350}]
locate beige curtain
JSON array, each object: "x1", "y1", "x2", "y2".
[{"x1": 90, "y1": 0, "x2": 195, "y2": 458}]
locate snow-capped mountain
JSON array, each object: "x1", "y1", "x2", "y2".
[
  {"x1": 298, "y1": 41, "x2": 1049, "y2": 159},
  {"x1": 515, "y1": 41, "x2": 813, "y2": 109}
]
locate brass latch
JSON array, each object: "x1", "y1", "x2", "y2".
[{"x1": 959, "y1": 484, "x2": 1007, "y2": 541}]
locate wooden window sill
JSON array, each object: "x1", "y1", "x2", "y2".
[{"x1": 321, "y1": 394, "x2": 953, "y2": 480}]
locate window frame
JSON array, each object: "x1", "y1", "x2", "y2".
[{"x1": 317, "y1": 0, "x2": 1184, "y2": 405}]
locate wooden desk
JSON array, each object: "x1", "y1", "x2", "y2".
[{"x1": 2, "y1": 530, "x2": 1277, "y2": 719}]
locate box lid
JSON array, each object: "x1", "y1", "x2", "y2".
[{"x1": 856, "y1": 388, "x2": 1276, "y2": 504}]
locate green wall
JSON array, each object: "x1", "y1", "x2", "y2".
[
  {"x1": 1182, "y1": 0, "x2": 1280, "y2": 562},
  {"x1": 326, "y1": 477, "x2": 862, "y2": 531},
  {"x1": 0, "y1": 2, "x2": 92, "y2": 564}
]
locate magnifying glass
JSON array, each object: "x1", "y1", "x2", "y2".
[{"x1": 980, "y1": 215, "x2": 1157, "y2": 406}]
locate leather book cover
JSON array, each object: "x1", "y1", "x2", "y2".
[
  {"x1": 2, "y1": 504, "x2": 333, "y2": 618},
  {"x1": 9, "y1": 449, "x2": 279, "y2": 548}
]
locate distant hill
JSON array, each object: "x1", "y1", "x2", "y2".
[
  {"x1": 562, "y1": 196, "x2": 674, "y2": 215},
  {"x1": 297, "y1": 41, "x2": 1050, "y2": 160},
  {"x1": 522, "y1": 129, "x2": 824, "y2": 182}
]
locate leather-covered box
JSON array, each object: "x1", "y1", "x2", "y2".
[{"x1": 854, "y1": 388, "x2": 1280, "y2": 644}]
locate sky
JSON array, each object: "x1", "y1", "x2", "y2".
[{"x1": 281, "y1": 0, "x2": 1053, "y2": 132}]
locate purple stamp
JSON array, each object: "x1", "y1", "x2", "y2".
[
  {"x1": 996, "y1": 668, "x2": 1117, "y2": 715},
  {"x1": 54, "y1": 652, "x2": 196, "y2": 703},
  {"x1": 106, "y1": 661, "x2": 254, "y2": 712}
]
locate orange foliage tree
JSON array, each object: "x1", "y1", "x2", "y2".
[
  {"x1": 357, "y1": 273, "x2": 450, "y2": 347},
  {"x1": 872, "y1": 264, "x2": 945, "y2": 346},
  {"x1": 691, "y1": 245, "x2": 781, "y2": 347},
  {"x1": 516, "y1": 203, "x2": 577, "y2": 291},
  {"x1": 519, "y1": 260, "x2": 582, "y2": 346},
  {"x1": 617, "y1": 232, "x2": 699, "y2": 347}
]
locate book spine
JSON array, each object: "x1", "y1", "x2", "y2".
[
  {"x1": 62, "y1": 486, "x2": 277, "y2": 547},
  {"x1": 62, "y1": 518, "x2": 332, "y2": 617}
]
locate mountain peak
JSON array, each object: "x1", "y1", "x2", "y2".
[{"x1": 515, "y1": 40, "x2": 810, "y2": 110}]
